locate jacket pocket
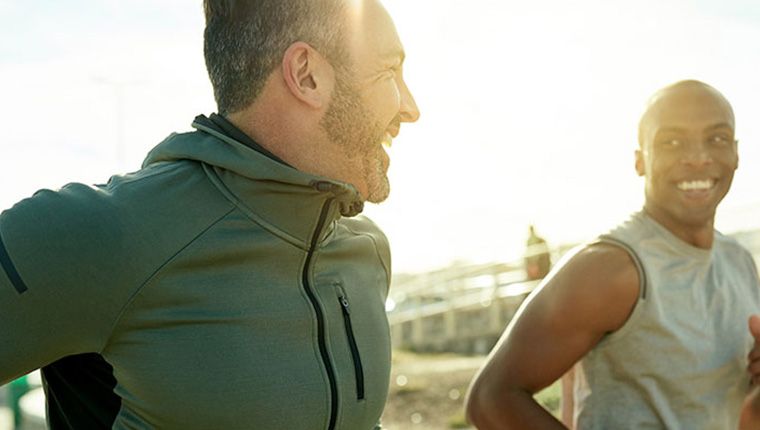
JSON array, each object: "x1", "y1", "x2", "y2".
[{"x1": 335, "y1": 284, "x2": 365, "y2": 400}]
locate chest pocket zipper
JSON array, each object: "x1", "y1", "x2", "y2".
[{"x1": 336, "y1": 286, "x2": 365, "y2": 400}]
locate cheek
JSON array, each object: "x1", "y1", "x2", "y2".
[
  {"x1": 646, "y1": 158, "x2": 672, "y2": 188},
  {"x1": 366, "y1": 80, "x2": 401, "y2": 115},
  {"x1": 390, "y1": 79, "x2": 401, "y2": 107},
  {"x1": 729, "y1": 153, "x2": 739, "y2": 170},
  {"x1": 646, "y1": 150, "x2": 675, "y2": 175}
]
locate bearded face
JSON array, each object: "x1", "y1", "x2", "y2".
[{"x1": 320, "y1": 69, "x2": 391, "y2": 203}]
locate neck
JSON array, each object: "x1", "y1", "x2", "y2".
[
  {"x1": 643, "y1": 204, "x2": 716, "y2": 249},
  {"x1": 226, "y1": 108, "x2": 364, "y2": 197}
]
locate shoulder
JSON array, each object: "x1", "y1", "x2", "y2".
[
  {"x1": 539, "y1": 242, "x2": 641, "y2": 332},
  {"x1": 714, "y1": 231, "x2": 759, "y2": 276},
  {"x1": 715, "y1": 231, "x2": 754, "y2": 256},
  {"x1": 0, "y1": 160, "x2": 211, "y2": 243},
  {"x1": 555, "y1": 242, "x2": 640, "y2": 290},
  {"x1": 338, "y1": 215, "x2": 390, "y2": 276},
  {"x1": 1, "y1": 181, "x2": 117, "y2": 249},
  {"x1": 340, "y1": 215, "x2": 386, "y2": 239},
  {"x1": 339, "y1": 215, "x2": 388, "y2": 252},
  {"x1": 0, "y1": 160, "x2": 234, "y2": 292}
]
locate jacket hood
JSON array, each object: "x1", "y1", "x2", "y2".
[{"x1": 142, "y1": 117, "x2": 365, "y2": 219}]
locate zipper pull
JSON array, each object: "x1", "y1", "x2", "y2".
[
  {"x1": 339, "y1": 296, "x2": 351, "y2": 314},
  {"x1": 311, "y1": 180, "x2": 341, "y2": 193}
]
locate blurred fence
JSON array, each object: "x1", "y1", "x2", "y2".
[{"x1": 389, "y1": 228, "x2": 760, "y2": 355}]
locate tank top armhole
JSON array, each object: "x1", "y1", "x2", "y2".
[{"x1": 593, "y1": 235, "x2": 649, "y2": 346}]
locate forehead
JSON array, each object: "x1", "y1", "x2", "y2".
[
  {"x1": 345, "y1": 0, "x2": 404, "y2": 64},
  {"x1": 644, "y1": 85, "x2": 735, "y2": 135}
]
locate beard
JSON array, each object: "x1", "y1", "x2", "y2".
[{"x1": 320, "y1": 70, "x2": 390, "y2": 203}]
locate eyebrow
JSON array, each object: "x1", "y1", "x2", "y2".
[
  {"x1": 655, "y1": 127, "x2": 686, "y2": 135},
  {"x1": 704, "y1": 122, "x2": 734, "y2": 132},
  {"x1": 381, "y1": 48, "x2": 405, "y2": 66},
  {"x1": 656, "y1": 123, "x2": 734, "y2": 135}
]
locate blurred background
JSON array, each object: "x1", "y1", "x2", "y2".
[{"x1": 3, "y1": 0, "x2": 760, "y2": 428}]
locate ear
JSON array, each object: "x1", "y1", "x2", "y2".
[
  {"x1": 281, "y1": 42, "x2": 333, "y2": 109},
  {"x1": 635, "y1": 148, "x2": 645, "y2": 177},
  {"x1": 734, "y1": 140, "x2": 740, "y2": 170}
]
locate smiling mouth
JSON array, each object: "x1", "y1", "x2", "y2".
[
  {"x1": 676, "y1": 179, "x2": 715, "y2": 191},
  {"x1": 381, "y1": 132, "x2": 393, "y2": 149}
]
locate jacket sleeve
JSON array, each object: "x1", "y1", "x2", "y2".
[{"x1": 0, "y1": 186, "x2": 127, "y2": 385}]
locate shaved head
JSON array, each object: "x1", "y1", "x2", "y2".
[
  {"x1": 638, "y1": 80, "x2": 734, "y2": 148},
  {"x1": 634, "y1": 79, "x2": 738, "y2": 239}
]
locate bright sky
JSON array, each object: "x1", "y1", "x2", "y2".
[{"x1": 2, "y1": 0, "x2": 760, "y2": 273}]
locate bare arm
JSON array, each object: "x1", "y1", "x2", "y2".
[
  {"x1": 465, "y1": 243, "x2": 640, "y2": 429},
  {"x1": 740, "y1": 386, "x2": 760, "y2": 430},
  {"x1": 560, "y1": 368, "x2": 575, "y2": 429},
  {"x1": 741, "y1": 316, "x2": 760, "y2": 429}
]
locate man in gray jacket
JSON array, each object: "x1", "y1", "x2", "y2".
[{"x1": 0, "y1": 0, "x2": 418, "y2": 428}]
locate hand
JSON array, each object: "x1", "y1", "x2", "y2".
[{"x1": 747, "y1": 315, "x2": 760, "y2": 385}]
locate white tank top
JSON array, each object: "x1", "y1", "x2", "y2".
[{"x1": 574, "y1": 211, "x2": 760, "y2": 429}]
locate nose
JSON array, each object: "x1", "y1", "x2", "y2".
[
  {"x1": 398, "y1": 78, "x2": 420, "y2": 123},
  {"x1": 681, "y1": 140, "x2": 713, "y2": 167}
]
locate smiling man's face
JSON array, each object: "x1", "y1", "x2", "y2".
[
  {"x1": 320, "y1": 0, "x2": 419, "y2": 203},
  {"x1": 636, "y1": 81, "x2": 738, "y2": 231}
]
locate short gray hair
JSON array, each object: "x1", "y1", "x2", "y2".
[{"x1": 203, "y1": 0, "x2": 349, "y2": 114}]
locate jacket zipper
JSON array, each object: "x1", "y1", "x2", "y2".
[
  {"x1": 337, "y1": 288, "x2": 365, "y2": 400},
  {"x1": 302, "y1": 198, "x2": 339, "y2": 430}
]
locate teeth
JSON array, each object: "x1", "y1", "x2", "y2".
[
  {"x1": 381, "y1": 133, "x2": 393, "y2": 148},
  {"x1": 677, "y1": 179, "x2": 714, "y2": 191}
]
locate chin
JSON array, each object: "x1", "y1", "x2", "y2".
[
  {"x1": 361, "y1": 155, "x2": 391, "y2": 203},
  {"x1": 364, "y1": 177, "x2": 391, "y2": 203},
  {"x1": 666, "y1": 204, "x2": 719, "y2": 228},
  {"x1": 365, "y1": 186, "x2": 390, "y2": 204}
]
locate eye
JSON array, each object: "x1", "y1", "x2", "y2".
[
  {"x1": 657, "y1": 139, "x2": 682, "y2": 148},
  {"x1": 708, "y1": 134, "x2": 732, "y2": 146},
  {"x1": 376, "y1": 68, "x2": 396, "y2": 82}
]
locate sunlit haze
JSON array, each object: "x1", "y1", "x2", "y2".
[{"x1": 2, "y1": 0, "x2": 760, "y2": 273}]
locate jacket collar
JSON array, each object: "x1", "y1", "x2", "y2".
[{"x1": 141, "y1": 116, "x2": 364, "y2": 248}]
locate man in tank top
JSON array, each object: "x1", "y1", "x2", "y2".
[{"x1": 464, "y1": 80, "x2": 760, "y2": 429}]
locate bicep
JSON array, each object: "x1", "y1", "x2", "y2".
[{"x1": 474, "y1": 244, "x2": 640, "y2": 395}]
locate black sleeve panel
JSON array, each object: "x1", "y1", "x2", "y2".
[{"x1": 42, "y1": 353, "x2": 121, "y2": 430}]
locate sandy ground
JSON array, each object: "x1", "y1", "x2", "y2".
[
  {"x1": 382, "y1": 351, "x2": 561, "y2": 430},
  {"x1": 382, "y1": 352, "x2": 484, "y2": 429}
]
